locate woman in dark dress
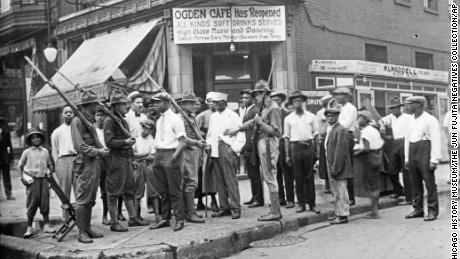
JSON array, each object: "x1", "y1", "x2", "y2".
[{"x1": 353, "y1": 111, "x2": 385, "y2": 219}]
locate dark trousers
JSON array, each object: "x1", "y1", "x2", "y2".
[
  {"x1": 244, "y1": 152, "x2": 263, "y2": 204},
  {"x1": 153, "y1": 149, "x2": 184, "y2": 220},
  {"x1": 26, "y1": 178, "x2": 50, "y2": 218},
  {"x1": 347, "y1": 131, "x2": 355, "y2": 202},
  {"x1": 1, "y1": 163, "x2": 11, "y2": 197},
  {"x1": 278, "y1": 139, "x2": 294, "y2": 202},
  {"x1": 291, "y1": 142, "x2": 316, "y2": 207},
  {"x1": 409, "y1": 140, "x2": 439, "y2": 215},
  {"x1": 387, "y1": 139, "x2": 413, "y2": 201}
]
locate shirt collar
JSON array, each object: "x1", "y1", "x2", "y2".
[{"x1": 30, "y1": 146, "x2": 43, "y2": 150}]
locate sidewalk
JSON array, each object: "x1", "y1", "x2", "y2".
[{"x1": 0, "y1": 164, "x2": 452, "y2": 259}]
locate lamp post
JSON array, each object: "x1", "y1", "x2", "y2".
[{"x1": 44, "y1": 0, "x2": 57, "y2": 63}]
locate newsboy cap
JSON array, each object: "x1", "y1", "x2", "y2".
[
  {"x1": 404, "y1": 96, "x2": 427, "y2": 106},
  {"x1": 324, "y1": 107, "x2": 341, "y2": 116},
  {"x1": 331, "y1": 87, "x2": 352, "y2": 96},
  {"x1": 150, "y1": 93, "x2": 170, "y2": 102}
]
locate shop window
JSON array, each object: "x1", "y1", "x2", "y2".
[
  {"x1": 365, "y1": 44, "x2": 388, "y2": 63},
  {"x1": 424, "y1": 0, "x2": 439, "y2": 13},
  {"x1": 315, "y1": 77, "x2": 335, "y2": 89},
  {"x1": 214, "y1": 55, "x2": 251, "y2": 81},
  {"x1": 415, "y1": 52, "x2": 433, "y2": 69}
]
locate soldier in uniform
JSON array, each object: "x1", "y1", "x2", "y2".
[
  {"x1": 179, "y1": 92, "x2": 207, "y2": 223},
  {"x1": 104, "y1": 90, "x2": 149, "y2": 232},
  {"x1": 71, "y1": 92, "x2": 108, "y2": 243}
]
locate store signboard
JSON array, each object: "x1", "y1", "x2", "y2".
[
  {"x1": 310, "y1": 60, "x2": 449, "y2": 83},
  {"x1": 172, "y1": 6, "x2": 286, "y2": 44}
]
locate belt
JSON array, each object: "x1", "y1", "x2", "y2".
[
  {"x1": 60, "y1": 154, "x2": 77, "y2": 158},
  {"x1": 290, "y1": 140, "x2": 313, "y2": 145},
  {"x1": 157, "y1": 148, "x2": 175, "y2": 152},
  {"x1": 136, "y1": 159, "x2": 152, "y2": 164}
]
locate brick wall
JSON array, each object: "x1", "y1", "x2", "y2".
[{"x1": 294, "y1": 0, "x2": 450, "y2": 90}]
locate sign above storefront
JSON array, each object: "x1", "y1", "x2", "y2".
[
  {"x1": 172, "y1": 6, "x2": 286, "y2": 44},
  {"x1": 310, "y1": 60, "x2": 449, "y2": 83}
]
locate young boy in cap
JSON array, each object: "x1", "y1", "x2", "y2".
[
  {"x1": 19, "y1": 128, "x2": 56, "y2": 238},
  {"x1": 404, "y1": 96, "x2": 441, "y2": 221},
  {"x1": 132, "y1": 119, "x2": 157, "y2": 222}
]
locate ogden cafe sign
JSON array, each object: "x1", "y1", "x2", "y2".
[
  {"x1": 310, "y1": 60, "x2": 449, "y2": 83},
  {"x1": 172, "y1": 6, "x2": 286, "y2": 44}
]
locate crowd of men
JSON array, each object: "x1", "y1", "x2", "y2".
[{"x1": 2, "y1": 79, "x2": 445, "y2": 243}]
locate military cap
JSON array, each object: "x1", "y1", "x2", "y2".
[
  {"x1": 270, "y1": 90, "x2": 287, "y2": 101},
  {"x1": 250, "y1": 80, "x2": 271, "y2": 95},
  {"x1": 110, "y1": 90, "x2": 128, "y2": 105}
]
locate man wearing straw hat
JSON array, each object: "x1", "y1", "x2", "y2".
[
  {"x1": 104, "y1": 90, "x2": 149, "y2": 232},
  {"x1": 71, "y1": 91, "x2": 108, "y2": 243},
  {"x1": 379, "y1": 96, "x2": 413, "y2": 204}
]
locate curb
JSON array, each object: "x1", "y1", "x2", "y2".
[{"x1": 0, "y1": 191, "x2": 448, "y2": 259}]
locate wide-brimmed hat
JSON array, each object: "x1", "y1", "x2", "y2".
[
  {"x1": 404, "y1": 96, "x2": 427, "y2": 106},
  {"x1": 127, "y1": 91, "x2": 141, "y2": 102},
  {"x1": 150, "y1": 93, "x2": 170, "y2": 102},
  {"x1": 250, "y1": 80, "x2": 271, "y2": 95},
  {"x1": 357, "y1": 110, "x2": 373, "y2": 121},
  {"x1": 388, "y1": 96, "x2": 404, "y2": 108},
  {"x1": 181, "y1": 91, "x2": 197, "y2": 103},
  {"x1": 270, "y1": 90, "x2": 287, "y2": 101},
  {"x1": 140, "y1": 119, "x2": 155, "y2": 129},
  {"x1": 78, "y1": 91, "x2": 99, "y2": 105},
  {"x1": 331, "y1": 87, "x2": 352, "y2": 96},
  {"x1": 110, "y1": 90, "x2": 128, "y2": 105},
  {"x1": 288, "y1": 91, "x2": 307, "y2": 103},
  {"x1": 25, "y1": 127, "x2": 44, "y2": 145},
  {"x1": 324, "y1": 107, "x2": 341, "y2": 116}
]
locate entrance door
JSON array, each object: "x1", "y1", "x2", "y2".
[{"x1": 356, "y1": 88, "x2": 375, "y2": 108}]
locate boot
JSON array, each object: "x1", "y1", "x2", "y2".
[
  {"x1": 153, "y1": 197, "x2": 161, "y2": 223},
  {"x1": 108, "y1": 198, "x2": 127, "y2": 232},
  {"x1": 185, "y1": 192, "x2": 205, "y2": 223},
  {"x1": 85, "y1": 205, "x2": 103, "y2": 238},
  {"x1": 75, "y1": 206, "x2": 93, "y2": 243},
  {"x1": 125, "y1": 198, "x2": 148, "y2": 226},
  {"x1": 258, "y1": 192, "x2": 282, "y2": 221}
]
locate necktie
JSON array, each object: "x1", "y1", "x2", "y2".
[{"x1": 135, "y1": 112, "x2": 140, "y2": 117}]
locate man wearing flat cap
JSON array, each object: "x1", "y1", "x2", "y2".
[
  {"x1": 404, "y1": 96, "x2": 441, "y2": 221},
  {"x1": 71, "y1": 91, "x2": 108, "y2": 243},
  {"x1": 179, "y1": 91, "x2": 207, "y2": 223},
  {"x1": 331, "y1": 86, "x2": 357, "y2": 205},
  {"x1": 237, "y1": 89, "x2": 264, "y2": 208},
  {"x1": 149, "y1": 92, "x2": 188, "y2": 231},
  {"x1": 379, "y1": 96, "x2": 414, "y2": 204},
  {"x1": 271, "y1": 90, "x2": 294, "y2": 208},
  {"x1": 104, "y1": 90, "x2": 148, "y2": 232},
  {"x1": 229, "y1": 80, "x2": 283, "y2": 221},
  {"x1": 316, "y1": 95, "x2": 333, "y2": 194},
  {"x1": 284, "y1": 91, "x2": 320, "y2": 214},
  {"x1": 125, "y1": 91, "x2": 147, "y2": 138},
  {"x1": 206, "y1": 92, "x2": 245, "y2": 219}
]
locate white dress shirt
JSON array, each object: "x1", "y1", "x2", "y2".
[
  {"x1": 238, "y1": 104, "x2": 254, "y2": 122},
  {"x1": 51, "y1": 123, "x2": 76, "y2": 162},
  {"x1": 404, "y1": 112, "x2": 442, "y2": 164},
  {"x1": 381, "y1": 113, "x2": 414, "y2": 139},
  {"x1": 206, "y1": 108, "x2": 246, "y2": 158},
  {"x1": 284, "y1": 110, "x2": 319, "y2": 141},
  {"x1": 125, "y1": 109, "x2": 147, "y2": 138},
  {"x1": 95, "y1": 126, "x2": 106, "y2": 148},
  {"x1": 338, "y1": 102, "x2": 357, "y2": 132},
  {"x1": 155, "y1": 109, "x2": 186, "y2": 149},
  {"x1": 357, "y1": 125, "x2": 384, "y2": 150},
  {"x1": 133, "y1": 135, "x2": 156, "y2": 155}
]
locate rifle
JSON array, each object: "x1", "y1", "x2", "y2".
[
  {"x1": 47, "y1": 172, "x2": 76, "y2": 242},
  {"x1": 24, "y1": 56, "x2": 104, "y2": 149},
  {"x1": 54, "y1": 69, "x2": 132, "y2": 138}
]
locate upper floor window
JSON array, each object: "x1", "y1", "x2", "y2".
[
  {"x1": 365, "y1": 43, "x2": 388, "y2": 63},
  {"x1": 424, "y1": 0, "x2": 439, "y2": 13},
  {"x1": 415, "y1": 52, "x2": 434, "y2": 69},
  {"x1": 0, "y1": 0, "x2": 11, "y2": 13}
]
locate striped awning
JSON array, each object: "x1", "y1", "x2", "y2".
[{"x1": 32, "y1": 18, "x2": 165, "y2": 111}]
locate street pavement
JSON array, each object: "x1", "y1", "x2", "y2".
[{"x1": 229, "y1": 192, "x2": 452, "y2": 259}]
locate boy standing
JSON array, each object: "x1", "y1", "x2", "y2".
[{"x1": 19, "y1": 128, "x2": 56, "y2": 238}]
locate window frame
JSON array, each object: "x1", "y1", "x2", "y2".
[
  {"x1": 364, "y1": 43, "x2": 388, "y2": 64},
  {"x1": 424, "y1": 0, "x2": 439, "y2": 15},
  {"x1": 415, "y1": 51, "x2": 434, "y2": 69}
]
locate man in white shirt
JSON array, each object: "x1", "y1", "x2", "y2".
[
  {"x1": 149, "y1": 93, "x2": 187, "y2": 231},
  {"x1": 404, "y1": 96, "x2": 441, "y2": 221},
  {"x1": 379, "y1": 97, "x2": 413, "y2": 204},
  {"x1": 284, "y1": 91, "x2": 320, "y2": 214},
  {"x1": 206, "y1": 92, "x2": 245, "y2": 219},
  {"x1": 125, "y1": 91, "x2": 147, "y2": 138},
  {"x1": 51, "y1": 106, "x2": 77, "y2": 221},
  {"x1": 331, "y1": 87, "x2": 357, "y2": 205}
]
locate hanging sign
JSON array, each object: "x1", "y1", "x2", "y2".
[{"x1": 172, "y1": 6, "x2": 286, "y2": 44}]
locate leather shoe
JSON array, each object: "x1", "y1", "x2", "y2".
[
  {"x1": 150, "y1": 220, "x2": 170, "y2": 229},
  {"x1": 186, "y1": 212, "x2": 205, "y2": 223},
  {"x1": 128, "y1": 218, "x2": 149, "y2": 227},
  {"x1": 285, "y1": 202, "x2": 295, "y2": 209},
  {"x1": 296, "y1": 205, "x2": 306, "y2": 213},
  {"x1": 87, "y1": 228, "x2": 103, "y2": 238},
  {"x1": 231, "y1": 210, "x2": 241, "y2": 219},
  {"x1": 243, "y1": 198, "x2": 254, "y2": 205},
  {"x1": 173, "y1": 220, "x2": 184, "y2": 231},
  {"x1": 248, "y1": 202, "x2": 264, "y2": 208},
  {"x1": 349, "y1": 200, "x2": 356, "y2": 206},
  {"x1": 329, "y1": 217, "x2": 348, "y2": 224},
  {"x1": 110, "y1": 222, "x2": 128, "y2": 232},
  {"x1": 328, "y1": 215, "x2": 337, "y2": 221},
  {"x1": 78, "y1": 232, "x2": 93, "y2": 243},
  {"x1": 405, "y1": 211, "x2": 424, "y2": 219},
  {"x1": 211, "y1": 210, "x2": 231, "y2": 218},
  {"x1": 309, "y1": 206, "x2": 321, "y2": 214},
  {"x1": 424, "y1": 213, "x2": 437, "y2": 221}
]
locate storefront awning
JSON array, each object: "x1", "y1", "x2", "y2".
[{"x1": 32, "y1": 18, "x2": 164, "y2": 111}]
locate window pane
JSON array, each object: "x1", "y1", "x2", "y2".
[
  {"x1": 426, "y1": 0, "x2": 438, "y2": 11},
  {"x1": 214, "y1": 55, "x2": 251, "y2": 81},
  {"x1": 365, "y1": 44, "x2": 388, "y2": 63},
  {"x1": 415, "y1": 52, "x2": 433, "y2": 69}
]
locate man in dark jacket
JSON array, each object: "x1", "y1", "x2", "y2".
[
  {"x1": 0, "y1": 113, "x2": 14, "y2": 200},
  {"x1": 324, "y1": 107, "x2": 353, "y2": 224}
]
